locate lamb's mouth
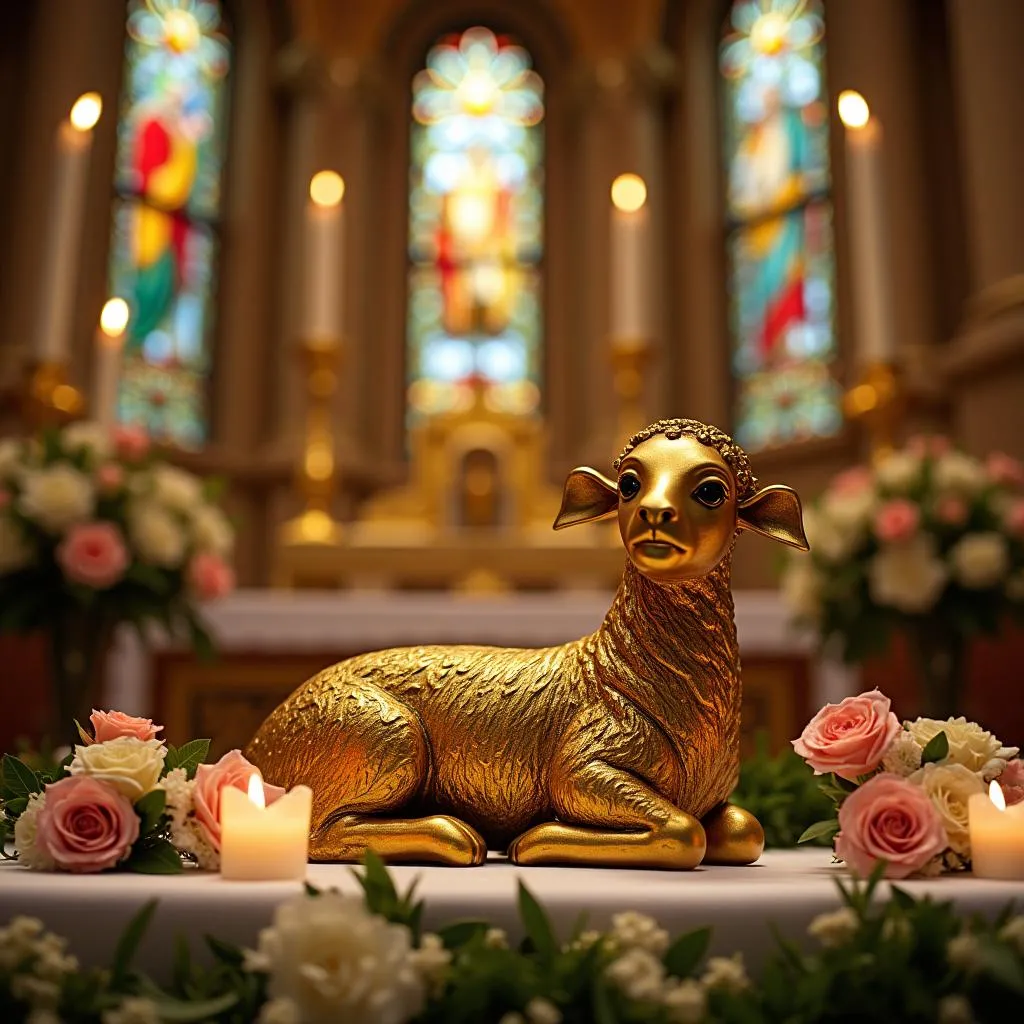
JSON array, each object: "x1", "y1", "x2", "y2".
[{"x1": 632, "y1": 538, "x2": 687, "y2": 561}]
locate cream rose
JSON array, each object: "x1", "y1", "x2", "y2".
[
  {"x1": 190, "y1": 504, "x2": 233, "y2": 556},
  {"x1": 803, "y1": 506, "x2": 859, "y2": 563},
  {"x1": 69, "y1": 736, "x2": 165, "y2": 801},
  {"x1": 934, "y1": 452, "x2": 987, "y2": 495},
  {"x1": 821, "y1": 486, "x2": 877, "y2": 540},
  {"x1": 908, "y1": 762, "x2": 984, "y2": 857},
  {"x1": 0, "y1": 515, "x2": 33, "y2": 574},
  {"x1": 868, "y1": 536, "x2": 947, "y2": 612},
  {"x1": 19, "y1": 465, "x2": 94, "y2": 533},
  {"x1": 128, "y1": 500, "x2": 185, "y2": 567},
  {"x1": 61, "y1": 422, "x2": 112, "y2": 462},
  {"x1": 874, "y1": 451, "x2": 921, "y2": 493},
  {"x1": 906, "y1": 717, "x2": 1018, "y2": 775},
  {"x1": 151, "y1": 465, "x2": 203, "y2": 513},
  {"x1": 949, "y1": 533, "x2": 1009, "y2": 589}
]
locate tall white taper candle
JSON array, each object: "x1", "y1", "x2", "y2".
[
  {"x1": 305, "y1": 170, "x2": 344, "y2": 340},
  {"x1": 36, "y1": 93, "x2": 102, "y2": 363},
  {"x1": 610, "y1": 174, "x2": 649, "y2": 345},
  {"x1": 838, "y1": 90, "x2": 895, "y2": 364},
  {"x1": 93, "y1": 298, "x2": 129, "y2": 428}
]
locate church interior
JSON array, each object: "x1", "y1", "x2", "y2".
[{"x1": 1, "y1": 0, "x2": 1023, "y2": 762}]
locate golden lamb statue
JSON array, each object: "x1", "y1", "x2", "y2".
[{"x1": 248, "y1": 419, "x2": 809, "y2": 869}]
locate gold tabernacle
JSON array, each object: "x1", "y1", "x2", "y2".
[{"x1": 247, "y1": 418, "x2": 809, "y2": 869}]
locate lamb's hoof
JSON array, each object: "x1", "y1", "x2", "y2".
[
  {"x1": 700, "y1": 803, "x2": 764, "y2": 865},
  {"x1": 426, "y1": 815, "x2": 489, "y2": 866}
]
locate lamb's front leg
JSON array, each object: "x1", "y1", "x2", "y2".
[
  {"x1": 507, "y1": 760, "x2": 706, "y2": 869},
  {"x1": 700, "y1": 802, "x2": 764, "y2": 865}
]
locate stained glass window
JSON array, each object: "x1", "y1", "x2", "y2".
[
  {"x1": 106, "y1": 0, "x2": 231, "y2": 448},
  {"x1": 407, "y1": 27, "x2": 544, "y2": 426},
  {"x1": 720, "y1": 0, "x2": 841, "y2": 452}
]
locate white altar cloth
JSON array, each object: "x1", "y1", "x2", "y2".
[{"x1": 2, "y1": 851, "x2": 1020, "y2": 982}]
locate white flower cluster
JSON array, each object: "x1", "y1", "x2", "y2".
[
  {"x1": 0, "y1": 917, "x2": 78, "y2": 1015},
  {"x1": 161, "y1": 766, "x2": 219, "y2": 871}
]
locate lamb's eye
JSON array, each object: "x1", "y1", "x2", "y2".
[
  {"x1": 618, "y1": 472, "x2": 641, "y2": 501},
  {"x1": 692, "y1": 480, "x2": 727, "y2": 508}
]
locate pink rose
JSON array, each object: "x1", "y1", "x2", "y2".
[
  {"x1": 35, "y1": 776, "x2": 140, "y2": 873},
  {"x1": 999, "y1": 760, "x2": 1024, "y2": 807},
  {"x1": 113, "y1": 425, "x2": 150, "y2": 462},
  {"x1": 96, "y1": 463, "x2": 124, "y2": 494},
  {"x1": 935, "y1": 495, "x2": 968, "y2": 527},
  {"x1": 873, "y1": 499, "x2": 920, "y2": 543},
  {"x1": 793, "y1": 689, "x2": 902, "y2": 781},
  {"x1": 188, "y1": 552, "x2": 235, "y2": 601},
  {"x1": 907, "y1": 434, "x2": 951, "y2": 458},
  {"x1": 89, "y1": 709, "x2": 163, "y2": 743},
  {"x1": 987, "y1": 452, "x2": 1024, "y2": 489},
  {"x1": 830, "y1": 467, "x2": 873, "y2": 497},
  {"x1": 192, "y1": 749, "x2": 285, "y2": 852},
  {"x1": 1004, "y1": 499, "x2": 1024, "y2": 538},
  {"x1": 56, "y1": 522, "x2": 129, "y2": 589},
  {"x1": 835, "y1": 773, "x2": 947, "y2": 879}
]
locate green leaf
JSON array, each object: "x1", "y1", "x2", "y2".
[
  {"x1": 663, "y1": 926, "x2": 711, "y2": 978},
  {"x1": 125, "y1": 838, "x2": 182, "y2": 874},
  {"x1": 112, "y1": 899, "x2": 158, "y2": 986},
  {"x1": 977, "y1": 936, "x2": 1024, "y2": 994},
  {"x1": 150, "y1": 992, "x2": 239, "y2": 1022},
  {"x1": 163, "y1": 739, "x2": 211, "y2": 780},
  {"x1": 798, "y1": 819, "x2": 840, "y2": 844},
  {"x1": 126, "y1": 563, "x2": 172, "y2": 595},
  {"x1": 186, "y1": 614, "x2": 216, "y2": 663},
  {"x1": 592, "y1": 978, "x2": 618, "y2": 1024},
  {"x1": 135, "y1": 789, "x2": 166, "y2": 836},
  {"x1": 517, "y1": 881, "x2": 557, "y2": 960},
  {"x1": 436, "y1": 921, "x2": 489, "y2": 949},
  {"x1": 172, "y1": 934, "x2": 191, "y2": 994},
  {"x1": 205, "y1": 934, "x2": 245, "y2": 968},
  {"x1": 921, "y1": 731, "x2": 949, "y2": 765},
  {"x1": 304, "y1": 881, "x2": 321, "y2": 897},
  {"x1": 888, "y1": 886, "x2": 916, "y2": 911},
  {"x1": 2, "y1": 755, "x2": 43, "y2": 800},
  {"x1": 3, "y1": 796, "x2": 28, "y2": 816},
  {"x1": 357, "y1": 849, "x2": 399, "y2": 914}
]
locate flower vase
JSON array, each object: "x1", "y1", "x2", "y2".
[
  {"x1": 46, "y1": 605, "x2": 115, "y2": 749},
  {"x1": 907, "y1": 624, "x2": 967, "y2": 720}
]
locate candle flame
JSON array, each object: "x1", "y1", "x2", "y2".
[
  {"x1": 990, "y1": 779, "x2": 1007, "y2": 811},
  {"x1": 611, "y1": 173, "x2": 647, "y2": 213},
  {"x1": 70, "y1": 92, "x2": 102, "y2": 132},
  {"x1": 248, "y1": 773, "x2": 266, "y2": 809},
  {"x1": 100, "y1": 298, "x2": 130, "y2": 338},
  {"x1": 310, "y1": 170, "x2": 345, "y2": 208},
  {"x1": 837, "y1": 90, "x2": 870, "y2": 130}
]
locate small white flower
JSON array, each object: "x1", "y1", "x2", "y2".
[
  {"x1": 946, "y1": 933, "x2": 984, "y2": 972},
  {"x1": 949, "y1": 533, "x2": 1010, "y2": 589},
  {"x1": 803, "y1": 506, "x2": 860, "y2": 563},
  {"x1": 868, "y1": 535, "x2": 947, "y2": 612},
  {"x1": 150, "y1": 465, "x2": 203, "y2": 513},
  {"x1": 0, "y1": 513, "x2": 33, "y2": 573},
  {"x1": 937, "y1": 994, "x2": 975, "y2": 1024},
  {"x1": 999, "y1": 916, "x2": 1024, "y2": 955},
  {"x1": 662, "y1": 978, "x2": 707, "y2": 1023},
  {"x1": 875, "y1": 451, "x2": 921, "y2": 493},
  {"x1": 101, "y1": 997, "x2": 161, "y2": 1024},
  {"x1": 19, "y1": 465, "x2": 94, "y2": 533},
  {"x1": 525, "y1": 997, "x2": 562, "y2": 1024},
  {"x1": 934, "y1": 453, "x2": 987, "y2": 495},
  {"x1": 699, "y1": 954, "x2": 749, "y2": 994},
  {"x1": 409, "y1": 933, "x2": 452, "y2": 997},
  {"x1": 162, "y1": 767, "x2": 218, "y2": 870},
  {"x1": 882, "y1": 732, "x2": 924, "y2": 777},
  {"x1": 10, "y1": 975, "x2": 61, "y2": 1010},
  {"x1": 257, "y1": 998, "x2": 301, "y2": 1024},
  {"x1": 881, "y1": 915, "x2": 912, "y2": 943},
  {"x1": 13, "y1": 793, "x2": 55, "y2": 870},
  {"x1": 128, "y1": 500, "x2": 185, "y2": 567},
  {"x1": 0, "y1": 438, "x2": 23, "y2": 479},
  {"x1": 62, "y1": 422, "x2": 111, "y2": 461},
  {"x1": 605, "y1": 947, "x2": 666, "y2": 1002},
  {"x1": 609, "y1": 910, "x2": 670, "y2": 955},
  {"x1": 190, "y1": 503, "x2": 233, "y2": 555},
  {"x1": 484, "y1": 927, "x2": 509, "y2": 949},
  {"x1": 26, "y1": 1010, "x2": 64, "y2": 1024},
  {"x1": 807, "y1": 907, "x2": 859, "y2": 948}
]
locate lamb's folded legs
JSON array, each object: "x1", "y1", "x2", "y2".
[{"x1": 700, "y1": 802, "x2": 764, "y2": 865}]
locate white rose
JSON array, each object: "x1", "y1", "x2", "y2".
[
  {"x1": 906, "y1": 717, "x2": 1017, "y2": 774},
  {"x1": 780, "y1": 558, "x2": 823, "y2": 621},
  {"x1": 129, "y1": 500, "x2": 185, "y2": 567},
  {"x1": 19, "y1": 465, "x2": 94, "y2": 533},
  {"x1": 605, "y1": 947, "x2": 666, "y2": 1002},
  {"x1": 807, "y1": 907, "x2": 859, "y2": 948},
  {"x1": 868, "y1": 536, "x2": 947, "y2": 612},
  {"x1": 934, "y1": 453, "x2": 987, "y2": 495},
  {"x1": 13, "y1": 793, "x2": 55, "y2": 870},
  {"x1": 803, "y1": 506, "x2": 858, "y2": 563},
  {"x1": 875, "y1": 451, "x2": 921, "y2": 493},
  {"x1": 699, "y1": 953, "x2": 749, "y2": 994},
  {"x1": 908, "y1": 762, "x2": 984, "y2": 857},
  {"x1": 191, "y1": 504, "x2": 233, "y2": 556},
  {"x1": 248, "y1": 891, "x2": 425, "y2": 1024},
  {"x1": 151, "y1": 465, "x2": 203, "y2": 513},
  {"x1": 408, "y1": 933, "x2": 451, "y2": 998},
  {"x1": 0, "y1": 515, "x2": 33, "y2": 574},
  {"x1": 949, "y1": 533, "x2": 1009, "y2": 589},
  {"x1": 69, "y1": 737, "x2": 166, "y2": 801},
  {"x1": 62, "y1": 421, "x2": 111, "y2": 462},
  {"x1": 821, "y1": 487, "x2": 877, "y2": 539}
]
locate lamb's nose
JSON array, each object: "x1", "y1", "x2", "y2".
[{"x1": 639, "y1": 505, "x2": 676, "y2": 525}]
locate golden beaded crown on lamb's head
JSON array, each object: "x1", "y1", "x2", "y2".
[{"x1": 613, "y1": 418, "x2": 758, "y2": 500}]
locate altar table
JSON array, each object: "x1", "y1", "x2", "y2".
[{"x1": 2, "y1": 850, "x2": 1019, "y2": 983}]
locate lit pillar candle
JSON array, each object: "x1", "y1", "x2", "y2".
[
  {"x1": 968, "y1": 780, "x2": 1024, "y2": 880},
  {"x1": 304, "y1": 170, "x2": 345, "y2": 340},
  {"x1": 220, "y1": 775, "x2": 313, "y2": 881},
  {"x1": 838, "y1": 90, "x2": 895, "y2": 365},
  {"x1": 93, "y1": 298, "x2": 128, "y2": 428},
  {"x1": 36, "y1": 92, "x2": 102, "y2": 363},
  {"x1": 610, "y1": 173, "x2": 649, "y2": 346}
]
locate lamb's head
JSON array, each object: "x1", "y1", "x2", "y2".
[{"x1": 553, "y1": 418, "x2": 809, "y2": 583}]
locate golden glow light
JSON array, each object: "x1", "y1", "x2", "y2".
[
  {"x1": 247, "y1": 773, "x2": 267, "y2": 809},
  {"x1": 990, "y1": 779, "x2": 1007, "y2": 812},
  {"x1": 99, "y1": 298, "x2": 129, "y2": 338},
  {"x1": 310, "y1": 170, "x2": 345, "y2": 208},
  {"x1": 69, "y1": 92, "x2": 102, "y2": 131},
  {"x1": 611, "y1": 173, "x2": 647, "y2": 213},
  {"x1": 837, "y1": 90, "x2": 870, "y2": 129}
]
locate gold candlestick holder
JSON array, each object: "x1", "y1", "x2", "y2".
[
  {"x1": 609, "y1": 336, "x2": 653, "y2": 448},
  {"x1": 279, "y1": 337, "x2": 344, "y2": 549},
  {"x1": 24, "y1": 360, "x2": 85, "y2": 428},
  {"x1": 843, "y1": 359, "x2": 902, "y2": 463}
]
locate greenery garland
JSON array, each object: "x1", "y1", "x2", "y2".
[{"x1": 2, "y1": 853, "x2": 1022, "y2": 1024}]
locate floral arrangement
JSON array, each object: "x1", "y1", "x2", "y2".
[
  {"x1": 0, "y1": 422, "x2": 235, "y2": 741},
  {"x1": 793, "y1": 688, "x2": 1022, "y2": 877},
  {"x1": 2, "y1": 855, "x2": 1023, "y2": 1024},
  {"x1": 780, "y1": 438, "x2": 1024, "y2": 715},
  {"x1": 0, "y1": 709, "x2": 280, "y2": 874}
]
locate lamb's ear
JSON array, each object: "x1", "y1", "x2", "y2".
[
  {"x1": 553, "y1": 467, "x2": 619, "y2": 530},
  {"x1": 737, "y1": 484, "x2": 809, "y2": 551}
]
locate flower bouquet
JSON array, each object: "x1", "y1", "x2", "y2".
[
  {"x1": 793, "y1": 688, "x2": 1022, "y2": 877},
  {"x1": 0, "y1": 422, "x2": 235, "y2": 745},
  {"x1": 780, "y1": 438, "x2": 1024, "y2": 716},
  {"x1": 1, "y1": 709, "x2": 279, "y2": 873}
]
